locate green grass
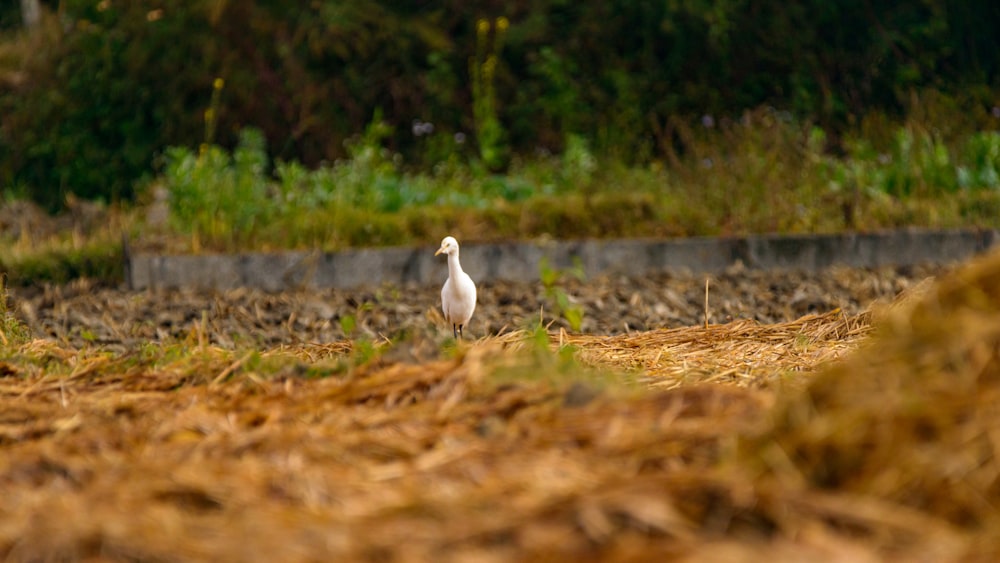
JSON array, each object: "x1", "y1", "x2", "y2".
[
  {"x1": 0, "y1": 223, "x2": 125, "y2": 286},
  {"x1": 0, "y1": 240, "x2": 123, "y2": 285},
  {"x1": 0, "y1": 279, "x2": 30, "y2": 349}
]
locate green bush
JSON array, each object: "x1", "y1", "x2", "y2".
[
  {"x1": 0, "y1": 1, "x2": 221, "y2": 209},
  {"x1": 959, "y1": 132, "x2": 1000, "y2": 190},
  {"x1": 822, "y1": 129, "x2": 1000, "y2": 200},
  {"x1": 165, "y1": 128, "x2": 272, "y2": 246}
]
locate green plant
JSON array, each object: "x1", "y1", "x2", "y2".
[
  {"x1": 203, "y1": 77, "x2": 225, "y2": 148},
  {"x1": 560, "y1": 134, "x2": 597, "y2": 188},
  {"x1": 958, "y1": 132, "x2": 1000, "y2": 190},
  {"x1": 486, "y1": 320, "x2": 636, "y2": 392},
  {"x1": 0, "y1": 277, "x2": 30, "y2": 348},
  {"x1": 339, "y1": 314, "x2": 357, "y2": 338},
  {"x1": 881, "y1": 128, "x2": 955, "y2": 197},
  {"x1": 539, "y1": 256, "x2": 586, "y2": 332},
  {"x1": 822, "y1": 127, "x2": 1000, "y2": 204},
  {"x1": 470, "y1": 17, "x2": 509, "y2": 171},
  {"x1": 164, "y1": 128, "x2": 272, "y2": 247}
]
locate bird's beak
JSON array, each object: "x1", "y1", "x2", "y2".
[{"x1": 434, "y1": 247, "x2": 444, "y2": 256}]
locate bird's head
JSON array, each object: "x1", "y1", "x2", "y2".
[{"x1": 435, "y1": 236, "x2": 459, "y2": 257}]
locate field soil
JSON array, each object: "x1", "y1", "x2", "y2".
[{"x1": 14, "y1": 263, "x2": 945, "y2": 349}]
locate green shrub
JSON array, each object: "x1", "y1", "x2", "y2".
[
  {"x1": 959, "y1": 132, "x2": 1000, "y2": 190},
  {"x1": 0, "y1": 241, "x2": 123, "y2": 286},
  {"x1": 0, "y1": 2, "x2": 221, "y2": 210},
  {"x1": 165, "y1": 128, "x2": 272, "y2": 247},
  {"x1": 539, "y1": 257, "x2": 586, "y2": 332}
]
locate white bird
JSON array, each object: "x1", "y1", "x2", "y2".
[{"x1": 435, "y1": 236, "x2": 477, "y2": 339}]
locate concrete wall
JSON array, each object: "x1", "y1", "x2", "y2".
[{"x1": 126, "y1": 229, "x2": 1000, "y2": 291}]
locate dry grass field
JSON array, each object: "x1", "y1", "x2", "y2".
[{"x1": 1, "y1": 254, "x2": 998, "y2": 561}]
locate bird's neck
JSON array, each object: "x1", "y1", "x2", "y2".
[{"x1": 447, "y1": 252, "x2": 464, "y2": 277}]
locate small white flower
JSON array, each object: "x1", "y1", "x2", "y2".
[{"x1": 412, "y1": 120, "x2": 434, "y2": 137}]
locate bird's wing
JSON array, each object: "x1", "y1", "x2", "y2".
[
  {"x1": 441, "y1": 278, "x2": 452, "y2": 319},
  {"x1": 457, "y1": 273, "x2": 476, "y2": 322}
]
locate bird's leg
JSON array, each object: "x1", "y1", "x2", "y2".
[
  {"x1": 453, "y1": 324, "x2": 458, "y2": 339},
  {"x1": 458, "y1": 325, "x2": 464, "y2": 339}
]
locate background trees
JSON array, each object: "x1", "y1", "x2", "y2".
[{"x1": 0, "y1": 0, "x2": 997, "y2": 209}]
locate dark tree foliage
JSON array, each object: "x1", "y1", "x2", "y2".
[{"x1": 0, "y1": 0, "x2": 997, "y2": 209}]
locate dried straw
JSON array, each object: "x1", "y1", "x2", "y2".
[
  {"x1": 1, "y1": 251, "x2": 999, "y2": 561},
  {"x1": 562, "y1": 308, "x2": 871, "y2": 389}
]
